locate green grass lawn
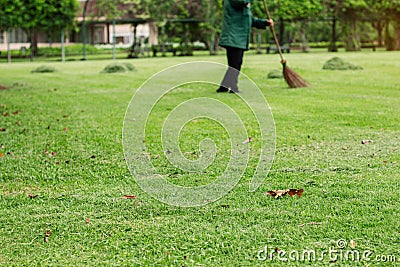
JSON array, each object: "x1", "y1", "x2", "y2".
[{"x1": 0, "y1": 51, "x2": 399, "y2": 266}]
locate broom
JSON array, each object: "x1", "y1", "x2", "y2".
[{"x1": 262, "y1": 0, "x2": 308, "y2": 88}]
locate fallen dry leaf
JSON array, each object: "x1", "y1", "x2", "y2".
[
  {"x1": 45, "y1": 230, "x2": 51, "y2": 237},
  {"x1": 0, "y1": 128, "x2": 5, "y2": 132},
  {"x1": 85, "y1": 218, "x2": 90, "y2": 224},
  {"x1": 361, "y1": 140, "x2": 373, "y2": 144},
  {"x1": 0, "y1": 153, "x2": 4, "y2": 158},
  {"x1": 63, "y1": 127, "x2": 68, "y2": 131},
  {"x1": 350, "y1": 240, "x2": 356, "y2": 248},
  {"x1": 12, "y1": 110, "x2": 21, "y2": 115},
  {"x1": 28, "y1": 194, "x2": 38, "y2": 199},
  {"x1": 3, "y1": 113, "x2": 10, "y2": 117},
  {"x1": 266, "y1": 189, "x2": 304, "y2": 198},
  {"x1": 242, "y1": 137, "x2": 253, "y2": 144},
  {"x1": 122, "y1": 195, "x2": 137, "y2": 199}
]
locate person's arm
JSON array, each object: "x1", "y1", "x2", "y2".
[
  {"x1": 230, "y1": 0, "x2": 253, "y2": 9},
  {"x1": 252, "y1": 18, "x2": 274, "y2": 29}
]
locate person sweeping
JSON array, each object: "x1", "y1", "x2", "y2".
[{"x1": 217, "y1": 0, "x2": 274, "y2": 93}]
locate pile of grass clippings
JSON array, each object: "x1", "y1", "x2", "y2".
[
  {"x1": 323, "y1": 57, "x2": 363, "y2": 70},
  {"x1": 267, "y1": 69, "x2": 283, "y2": 79},
  {"x1": 31, "y1": 65, "x2": 57, "y2": 73},
  {"x1": 101, "y1": 62, "x2": 136, "y2": 73}
]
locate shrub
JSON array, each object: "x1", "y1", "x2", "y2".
[{"x1": 323, "y1": 57, "x2": 363, "y2": 70}]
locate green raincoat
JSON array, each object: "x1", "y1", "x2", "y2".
[{"x1": 219, "y1": 0, "x2": 270, "y2": 50}]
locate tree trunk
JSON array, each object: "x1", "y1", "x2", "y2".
[
  {"x1": 278, "y1": 17, "x2": 284, "y2": 44},
  {"x1": 329, "y1": 17, "x2": 338, "y2": 52},
  {"x1": 30, "y1": 28, "x2": 39, "y2": 61},
  {"x1": 345, "y1": 14, "x2": 360, "y2": 51},
  {"x1": 394, "y1": 21, "x2": 400, "y2": 50},
  {"x1": 385, "y1": 20, "x2": 395, "y2": 51},
  {"x1": 7, "y1": 29, "x2": 11, "y2": 63},
  {"x1": 372, "y1": 20, "x2": 384, "y2": 47},
  {"x1": 300, "y1": 21, "x2": 309, "y2": 52}
]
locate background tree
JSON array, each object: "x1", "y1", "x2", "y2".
[
  {"x1": 380, "y1": 0, "x2": 400, "y2": 50},
  {"x1": 365, "y1": 0, "x2": 385, "y2": 47},
  {"x1": 0, "y1": 0, "x2": 78, "y2": 60},
  {"x1": 335, "y1": 0, "x2": 368, "y2": 51},
  {"x1": 39, "y1": 0, "x2": 78, "y2": 42},
  {"x1": 123, "y1": 0, "x2": 175, "y2": 52},
  {"x1": 252, "y1": 0, "x2": 323, "y2": 51},
  {"x1": 0, "y1": 0, "x2": 24, "y2": 62}
]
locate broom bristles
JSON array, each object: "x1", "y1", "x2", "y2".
[{"x1": 282, "y1": 64, "x2": 308, "y2": 88}]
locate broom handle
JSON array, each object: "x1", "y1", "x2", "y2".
[{"x1": 262, "y1": 0, "x2": 285, "y2": 62}]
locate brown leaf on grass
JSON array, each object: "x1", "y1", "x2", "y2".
[
  {"x1": 45, "y1": 151, "x2": 58, "y2": 157},
  {"x1": 28, "y1": 194, "x2": 38, "y2": 199},
  {"x1": 266, "y1": 189, "x2": 304, "y2": 198},
  {"x1": 361, "y1": 140, "x2": 373, "y2": 144},
  {"x1": 45, "y1": 230, "x2": 51, "y2": 237},
  {"x1": 12, "y1": 110, "x2": 21, "y2": 115},
  {"x1": 122, "y1": 195, "x2": 137, "y2": 199},
  {"x1": 63, "y1": 127, "x2": 68, "y2": 131},
  {"x1": 44, "y1": 236, "x2": 49, "y2": 243},
  {"x1": 288, "y1": 188, "x2": 303, "y2": 197},
  {"x1": 266, "y1": 189, "x2": 288, "y2": 198},
  {"x1": 350, "y1": 240, "x2": 356, "y2": 248},
  {"x1": 85, "y1": 218, "x2": 90, "y2": 224},
  {"x1": 3, "y1": 113, "x2": 10, "y2": 117},
  {"x1": 0, "y1": 128, "x2": 5, "y2": 132},
  {"x1": 242, "y1": 137, "x2": 253, "y2": 144},
  {"x1": 0, "y1": 153, "x2": 4, "y2": 158}
]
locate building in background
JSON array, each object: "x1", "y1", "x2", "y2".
[{"x1": 0, "y1": 0, "x2": 157, "y2": 52}]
